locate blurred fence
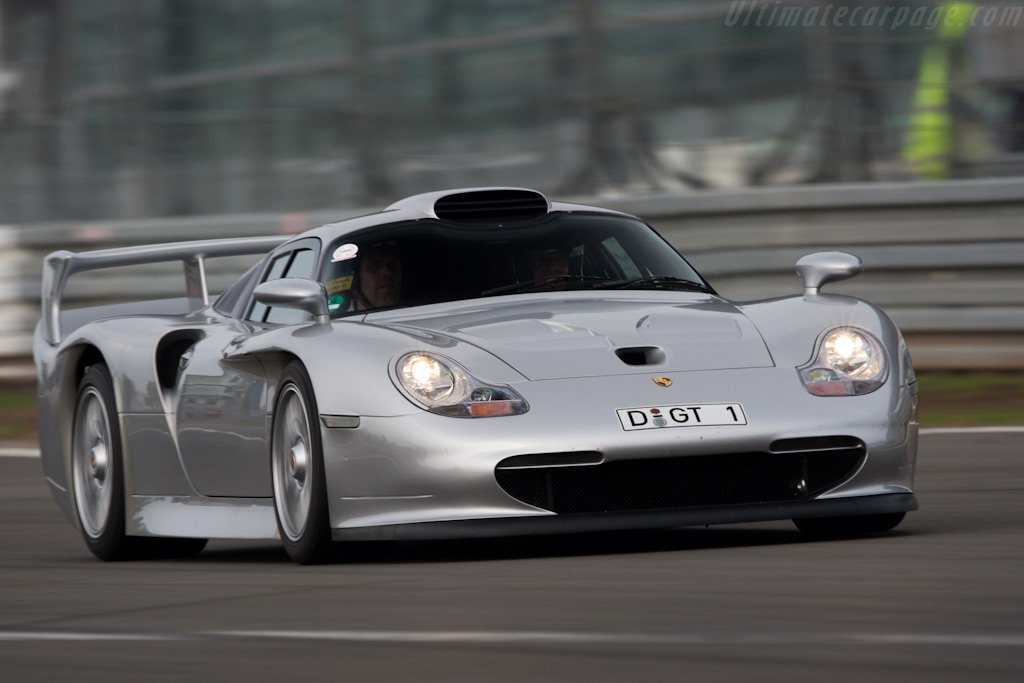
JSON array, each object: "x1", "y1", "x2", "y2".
[
  {"x1": 2, "y1": 0, "x2": 1024, "y2": 224},
  {"x1": 2, "y1": 177, "x2": 1022, "y2": 369}
]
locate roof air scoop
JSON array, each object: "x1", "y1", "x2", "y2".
[{"x1": 433, "y1": 188, "x2": 550, "y2": 224}]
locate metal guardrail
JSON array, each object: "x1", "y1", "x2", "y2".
[
  {"x1": 2, "y1": 178, "x2": 1023, "y2": 369},
  {"x1": 606, "y1": 178, "x2": 1024, "y2": 369}
]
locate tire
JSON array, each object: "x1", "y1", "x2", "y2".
[
  {"x1": 793, "y1": 512, "x2": 906, "y2": 537},
  {"x1": 271, "y1": 362, "x2": 336, "y2": 564},
  {"x1": 72, "y1": 364, "x2": 207, "y2": 561}
]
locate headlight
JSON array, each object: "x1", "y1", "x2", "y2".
[
  {"x1": 400, "y1": 354, "x2": 457, "y2": 404},
  {"x1": 798, "y1": 327, "x2": 887, "y2": 396},
  {"x1": 395, "y1": 352, "x2": 528, "y2": 417}
]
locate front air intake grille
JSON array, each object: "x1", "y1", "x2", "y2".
[
  {"x1": 494, "y1": 447, "x2": 865, "y2": 514},
  {"x1": 434, "y1": 189, "x2": 549, "y2": 223}
]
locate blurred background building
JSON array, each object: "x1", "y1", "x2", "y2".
[{"x1": 1, "y1": 0, "x2": 1022, "y2": 223}]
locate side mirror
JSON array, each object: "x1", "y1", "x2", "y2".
[
  {"x1": 253, "y1": 278, "x2": 330, "y2": 324},
  {"x1": 795, "y1": 252, "x2": 863, "y2": 296}
]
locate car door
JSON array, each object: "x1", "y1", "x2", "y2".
[{"x1": 176, "y1": 240, "x2": 320, "y2": 498}]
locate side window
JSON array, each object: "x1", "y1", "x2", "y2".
[
  {"x1": 600, "y1": 236, "x2": 643, "y2": 279},
  {"x1": 265, "y1": 249, "x2": 316, "y2": 324},
  {"x1": 286, "y1": 249, "x2": 315, "y2": 279},
  {"x1": 248, "y1": 248, "x2": 316, "y2": 324}
]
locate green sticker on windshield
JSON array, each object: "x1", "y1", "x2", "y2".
[{"x1": 328, "y1": 294, "x2": 345, "y2": 312}]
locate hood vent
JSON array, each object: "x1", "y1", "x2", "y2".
[
  {"x1": 434, "y1": 189, "x2": 549, "y2": 224},
  {"x1": 615, "y1": 346, "x2": 666, "y2": 366}
]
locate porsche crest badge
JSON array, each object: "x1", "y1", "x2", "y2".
[{"x1": 653, "y1": 377, "x2": 672, "y2": 387}]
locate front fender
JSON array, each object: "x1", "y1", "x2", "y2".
[
  {"x1": 738, "y1": 294, "x2": 905, "y2": 370},
  {"x1": 233, "y1": 319, "x2": 529, "y2": 418}
]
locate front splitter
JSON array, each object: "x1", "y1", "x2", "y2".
[{"x1": 331, "y1": 492, "x2": 918, "y2": 542}]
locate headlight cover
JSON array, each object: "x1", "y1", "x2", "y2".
[
  {"x1": 395, "y1": 352, "x2": 529, "y2": 417},
  {"x1": 798, "y1": 327, "x2": 887, "y2": 396}
]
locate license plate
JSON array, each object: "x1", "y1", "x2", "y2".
[{"x1": 617, "y1": 403, "x2": 747, "y2": 431}]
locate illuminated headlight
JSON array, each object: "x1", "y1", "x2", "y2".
[
  {"x1": 396, "y1": 352, "x2": 528, "y2": 417},
  {"x1": 798, "y1": 327, "x2": 887, "y2": 396}
]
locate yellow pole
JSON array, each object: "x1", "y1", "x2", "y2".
[{"x1": 903, "y1": 2, "x2": 975, "y2": 179}]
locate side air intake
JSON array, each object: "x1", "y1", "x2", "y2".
[{"x1": 434, "y1": 189, "x2": 549, "y2": 223}]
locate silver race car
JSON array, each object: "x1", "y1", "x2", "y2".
[{"x1": 35, "y1": 188, "x2": 918, "y2": 563}]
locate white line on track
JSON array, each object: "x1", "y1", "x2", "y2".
[
  {"x1": 0, "y1": 630, "x2": 1022, "y2": 647},
  {"x1": 2, "y1": 427, "x2": 1022, "y2": 460},
  {"x1": 0, "y1": 447, "x2": 41, "y2": 458},
  {"x1": 919, "y1": 426, "x2": 1024, "y2": 435}
]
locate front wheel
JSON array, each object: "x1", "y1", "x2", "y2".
[
  {"x1": 793, "y1": 512, "x2": 906, "y2": 537},
  {"x1": 271, "y1": 362, "x2": 335, "y2": 564}
]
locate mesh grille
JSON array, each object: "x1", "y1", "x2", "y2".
[
  {"x1": 495, "y1": 448, "x2": 865, "y2": 514},
  {"x1": 434, "y1": 189, "x2": 548, "y2": 223}
]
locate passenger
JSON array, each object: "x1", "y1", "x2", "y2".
[{"x1": 525, "y1": 246, "x2": 570, "y2": 282}]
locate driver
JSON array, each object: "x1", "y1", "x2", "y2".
[{"x1": 353, "y1": 244, "x2": 402, "y2": 310}]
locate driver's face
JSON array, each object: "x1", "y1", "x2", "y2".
[{"x1": 359, "y1": 248, "x2": 401, "y2": 308}]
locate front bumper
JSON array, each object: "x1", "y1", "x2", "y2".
[{"x1": 321, "y1": 366, "x2": 918, "y2": 537}]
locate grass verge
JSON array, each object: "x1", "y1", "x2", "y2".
[
  {"x1": 916, "y1": 372, "x2": 1024, "y2": 428},
  {"x1": 0, "y1": 390, "x2": 38, "y2": 444}
]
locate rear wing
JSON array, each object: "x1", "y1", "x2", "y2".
[{"x1": 41, "y1": 236, "x2": 289, "y2": 346}]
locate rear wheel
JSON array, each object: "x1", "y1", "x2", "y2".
[
  {"x1": 271, "y1": 362, "x2": 335, "y2": 564},
  {"x1": 72, "y1": 364, "x2": 207, "y2": 561},
  {"x1": 793, "y1": 512, "x2": 906, "y2": 537}
]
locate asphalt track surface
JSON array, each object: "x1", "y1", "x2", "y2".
[{"x1": 1, "y1": 431, "x2": 1022, "y2": 682}]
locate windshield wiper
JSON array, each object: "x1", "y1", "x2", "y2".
[
  {"x1": 594, "y1": 275, "x2": 712, "y2": 292},
  {"x1": 481, "y1": 275, "x2": 614, "y2": 297}
]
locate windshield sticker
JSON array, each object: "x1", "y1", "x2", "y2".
[
  {"x1": 326, "y1": 275, "x2": 353, "y2": 294},
  {"x1": 327, "y1": 294, "x2": 346, "y2": 312},
  {"x1": 331, "y1": 243, "x2": 359, "y2": 262}
]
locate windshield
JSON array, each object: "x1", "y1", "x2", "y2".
[{"x1": 320, "y1": 213, "x2": 709, "y2": 316}]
